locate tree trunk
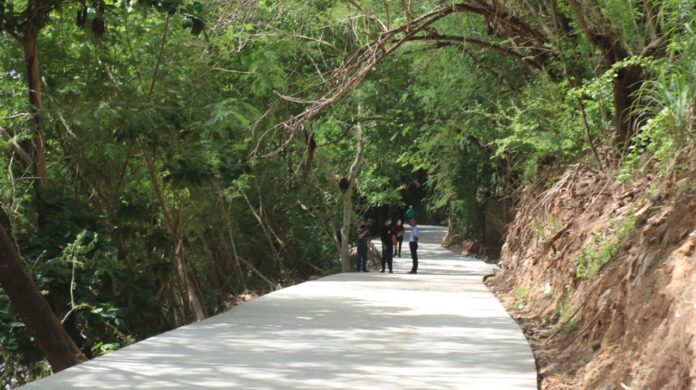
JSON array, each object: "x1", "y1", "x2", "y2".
[
  {"x1": 443, "y1": 206, "x2": 454, "y2": 244},
  {"x1": 0, "y1": 224, "x2": 87, "y2": 372},
  {"x1": 144, "y1": 153, "x2": 207, "y2": 322},
  {"x1": 567, "y1": 0, "x2": 642, "y2": 149},
  {"x1": 175, "y1": 238, "x2": 207, "y2": 321},
  {"x1": 21, "y1": 31, "x2": 49, "y2": 224},
  {"x1": 339, "y1": 111, "x2": 367, "y2": 272},
  {"x1": 339, "y1": 190, "x2": 354, "y2": 272},
  {"x1": 613, "y1": 65, "x2": 643, "y2": 149}
]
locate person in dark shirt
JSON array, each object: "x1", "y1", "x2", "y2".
[
  {"x1": 380, "y1": 217, "x2": 394, "y2": 273},
  {"x1": 356, "y1": 219, "x2": 370, "y2": 272}
]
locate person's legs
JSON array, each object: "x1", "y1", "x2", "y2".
[
  {"x1": 356, "y1": 246, "x2": 362, "y2": 271},
  {"x1": 357, "y1": 245, "x2": 367, "y2": 272},
  {"x1": 381, "y1": 246, "x2": 387, "y2": 272},
  {"x1": 409, "y1": 242, "x2": 418, "y2": 273},
  {"x1": 397, "y1": 238, "x2": 403, "y2": 257},
  {"x1": 386, "y1": 244, "x2": 393, "y2": 272}
]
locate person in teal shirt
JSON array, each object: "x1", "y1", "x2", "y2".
[{"x1": 405, "y1": 205, "x2": 415, "y2": 220}]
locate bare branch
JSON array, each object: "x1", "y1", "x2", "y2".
[
  {"x1": 345, "y1": 0, "x2": 389, "y2": 32},
  {"x1": 0, "y1": 125, "x2": 33, "y2": 166},
  {"x1": 254, "y1": 4, "x2": 473, "y2": 157},
  {"x1": 405, "y1": 33, "x2": 544, "y2": 70},
  {"x1": 400, "y1": 0, "x2": 414, "y2": 21},
  {"x1": 254, "y1": 2, "x2": 552, "y2": 157}
]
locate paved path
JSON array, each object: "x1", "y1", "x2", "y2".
[{"x1": 21, "y1": 226, "x2": 537, "y2": 389}]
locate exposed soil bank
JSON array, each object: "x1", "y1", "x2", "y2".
[{"x1": 486, "y1": 151, "x2": 696, "y2": 389}]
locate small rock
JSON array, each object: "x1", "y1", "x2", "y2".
[
  {"x1": 540, "y1": 363, "x2": 558, "y2": 377},
  {"x1": 543, "y1": 282, "x2": 553, "y2": 296},
  {"x1": 592, "y1": 339, "x2": 601, "y2": 351}
]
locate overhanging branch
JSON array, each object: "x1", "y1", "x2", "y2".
[
  {"x1": 405, "y1": 33, "x2": 544, "y2": 70},
  {"x1": 255, "y1": 2, "x2": 550, "y2": 157}
]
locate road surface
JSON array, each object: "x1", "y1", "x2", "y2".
[{"x1": 21, "y1": 225, "x2": 537, "y2": 389}]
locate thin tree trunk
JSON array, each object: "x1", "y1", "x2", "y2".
[
  {"x1": 339, "y1": 110, "x2": 367, "y2": 272},
  {"x1": 20, "y1": 31, "x2": 49, "y2": 224},
  {"x1": 174, "y1": 237, "x2": 206, "y2": 321},
  {"x1": 144, "y1": 153, "x2": 207, "y2": 322},
  {"x1": 339, "y1": 191, "x2": 354, "y2": 272},
  {"x1": 0, "y1": 224, "x2": 86, "y2": 372}
]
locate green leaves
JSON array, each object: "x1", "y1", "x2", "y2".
[
  {"x1": 181, "y1": 15, "x2": 203, "y2": 36},
  {"x1": 180, "y1": 1, "x2": 205, "y2": 35}
]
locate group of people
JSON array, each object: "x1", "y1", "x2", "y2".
[{"x1": 355, "y1": 206, "x2": 419, "y2": 274}]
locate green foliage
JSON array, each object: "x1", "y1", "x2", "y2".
[
  {"x1": 513, "y1": 286, "x2": 531, "y2": 310},
  {"x1": 575, "y1": 215, "x2": 637, "y2": 280},
  {"x1": 618, "y1": 45, "x2": 696, "y2": 182},
  {"x1": 555, "y1": 289, "x2": 580, "y2": 333}
]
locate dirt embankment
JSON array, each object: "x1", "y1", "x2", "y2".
[{"x1": 487, "y1": 151, "x2": 696, "y2": 389}]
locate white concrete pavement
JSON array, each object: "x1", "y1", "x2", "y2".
[{"x1": 20, "y1": 225, "x2": 537, "y2": 389}]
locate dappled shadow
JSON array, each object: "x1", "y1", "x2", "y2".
[{"x1": 21, "y1": 226, "x2": 536, "y2": 390}]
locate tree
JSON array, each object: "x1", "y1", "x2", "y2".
[
  {"x1": 0, "y1": 1, "x2": 63, "y2": 224},
  {"x1": 0, "y1": 223, "x2": 86, "y2": 372},
  {"x1": 339, "y1": 108, "x2": 367, "y2": 272}
]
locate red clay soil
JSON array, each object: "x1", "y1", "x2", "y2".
[{"x1": 486, "y1": 151, "x2": 696, "y2": 390}]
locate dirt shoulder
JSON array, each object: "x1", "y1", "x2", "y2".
[{"x1": 486, "y1": 152, "x2": 696, "y2": 389}]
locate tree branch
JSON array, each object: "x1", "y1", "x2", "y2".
[
  {"x1": 345, "y1": 0, "x2": 388, "y2": 32},
  {"x1": 0, "y1": 125, "x2": 33, "y2": 166},
  {"x1": 406, "y1": 33, "x2": 544, "y2": 70}
]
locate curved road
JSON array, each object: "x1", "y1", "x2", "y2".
[{"x1": 21, "y1": 226, "x2": 537, "y2": 389}]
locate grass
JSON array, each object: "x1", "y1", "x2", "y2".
[
  {"x1": 561, "y1": 318, "x2": 580, "y2": 334},
  {"x1": 575, "y1": 215, "x2": 636, "y2": 280},
  {"x1": 533, "y1": 214, "x2": 563, "y2": 248},
  {"x1": 513, "y1": 286, "x2": 531, "y2": 310}
]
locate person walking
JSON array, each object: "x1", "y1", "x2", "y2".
[
  {"x1": 380, "y1": 217, "x2": 394, "y2": 273},
  {"x1": 356, "y1": 218, "x2": 370, "y2": 272},
  {"x1": 407, "y1": 218, "x2": 419, "y2": 274},
  {"x1": 393, "y1": 218, "x2": 404, "y2": 257}
]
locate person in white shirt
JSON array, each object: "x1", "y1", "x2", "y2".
[{"x1": 407, "y1": 218, "x2": 419, "y2": 274}]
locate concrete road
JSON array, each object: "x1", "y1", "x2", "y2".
[{"x1": 21, "y1": 226, "x2": 537, "y2": 389}]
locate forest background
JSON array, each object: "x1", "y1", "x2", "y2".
[{"x1": 0, "y1": 0, "x2": 693, "y2": 386}]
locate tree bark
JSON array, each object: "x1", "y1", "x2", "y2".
[
  {"x1": 339, "y1": 110, "x2": 367, "y2": 272},
  {"x1": 20, "y1": 30, "x2": 49, "y2": 224},
  {"x1": 144, "y1": 153, "x2": 207, "y2": 322},
  {"x1": 612, "y1": 65, "x2": 643, "y2": 149},
  {"x1": 0, "y1": 224, "x2": 87, "y2": 372},
  {"x1": 567, "y1": 0, "x2": 642, "y2": 149},
  {"x1": 174, "y1": 237, "x2": 207, "y2": 321}
]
